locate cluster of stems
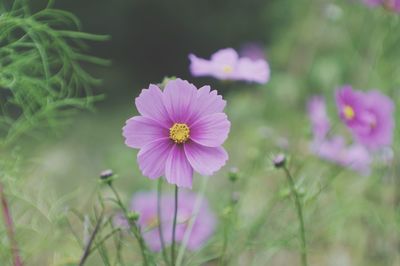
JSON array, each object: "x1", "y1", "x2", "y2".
[{"x1": 281, "y1": 165, "x2": 308, "y2": 266}]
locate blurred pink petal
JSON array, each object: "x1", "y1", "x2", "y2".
[{"x1": 189, "y1": 48, "x2": 270, "y2": 84}]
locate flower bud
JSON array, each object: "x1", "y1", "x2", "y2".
[
  {"x1": 273, "y1": 154, "x2": 286, "y2": 168},
  {"x1": 127, "y1": 211, "x2": 140, "y2": 222},
  {"x1": 228, "y1": 167, "x2": 240, "y2": 182},
  {"x1": 99, "y1": 169, "x2": 114, "y2": 185}
]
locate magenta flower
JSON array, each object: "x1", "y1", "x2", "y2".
[
  {"x1": 335, "y1": 85, "x2": 366, "y2": 128},
  {"x1": 336, "y1": 86, "x2": 395, "y2": 150},
  {"x1": 123, "y1": 79, "x2": 230, "y2": 188},
  {"x1": 115, "y1": 190, "x2": 217, "y2": 252},
  {"x1": 189, "y1": 48, "x2": 270, "y2": 84},
  {"x1": 308, "y1": 96, "x2": 372, "y2": 175}
]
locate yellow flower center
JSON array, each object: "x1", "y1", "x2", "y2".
[
  {"x1": 343, "y1": 105, "x2": 355, "y2": 120},
  {"x1": 169, "y1": 123, "x2": 190, "y2": 144},
  {"x1": 222, "y1": 65, "x2": 233, "y2": 73}
]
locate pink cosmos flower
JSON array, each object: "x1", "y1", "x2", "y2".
[
  {"x1": 123, "y1": 79, "x2": 230, "y2": 189},
  {"x1": 336, "y1": 86, "x2": 395, "y2": 150},
  {"x1": 308, "y1": 96, "x2": 372, "y2": 175},
  {"x1": 189, "y1": 48, "x2": 270, "y2": 84},
  {"x1": 114, "y1": 190, "x2": 217, "y2": 252}
]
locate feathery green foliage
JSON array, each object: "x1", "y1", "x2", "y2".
[{"x1": 0, "y1": 0, "x2": 109, "y2": 149}]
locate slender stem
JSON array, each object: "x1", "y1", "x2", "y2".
[
  {"x1": 157, "y1": 179, "x2": 170, "y2": 266},
  {"x1": 0, "y1": 182, "x2": 23, "y2": 266},
  {"x1": 108, "y1": 184, "x2": 149, "y2": 266},
  {"x1": 176, "y1": 176, "x2": 209, "y2": 266},
  {"x1": 218, "y1": 222, "x2": 228, "y2": 266},
  {"x1": 89, "y1": 228, "x2": 120, "y2": 254},
  {"x1": 79, "y1": 212, "x2": 104, "y2": 266},
  {"x1": 171, "y1": 185, "x2": 179, "y2": 266},
  {"x1": 282, "y1": 166, "x2": 307, "y2": 266}
]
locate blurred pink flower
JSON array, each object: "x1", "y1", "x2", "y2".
[
  {"x1": 239, "y1": 42, "x2": 266, "y2": 61},
  {"x1": 308, "y1": 96, "x2": 372, "y2": 175},
  {"x1": 123, "y1": 79, "x2": 230, "y2": 189},
  {"x1": 311, "y1": 136, "x2": 372, "y2": 176},
  {"x1": 189, "y1": 48, "x2": 270, "y2": 84},
  {"x1": 336, "y1": 86, "x2": 395, "y2": 150},
  {"x1": 114, "y1": 191, "x2": 217, "y2": 252},
  {"x1": 335, "y1": 85, "x2": 366, "y2": 128}
]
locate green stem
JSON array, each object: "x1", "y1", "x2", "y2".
[
  {"x1": 176, "y1": 176, "x2": 209, "y2": 266},
  {"x1": 157, "y1": 179, "x2": 170, "y2": 266},
  {"x1": 108, "y1": 184, "x2": 149, "y2": 266},
  {"x1": 283, "y1": 166, "x2": 307, "y2": 266},
  {"x1": 171, "y1": 185, "x2": 179, "y2": 266}
]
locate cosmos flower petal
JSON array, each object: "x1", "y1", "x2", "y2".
[
  {"x1": 188, "y1": 47, "x2": 270, "y2": 83},
  {"x1": 119, "y1": 191, "x2": 216, "y2": 252},
  {"x1": 345, "y1": 144, "x2": 372, "y2": 176},
  {"x1": 137, "y1": 138, "x2": 173, "y2": 179},
  {"x1": 135, "y1": 84, "x2": 171, "y2": 128},
  {"x1": 190, "y1": 113, "x2": 231, "y2": 147},
  {"x1": 353, "y1": 90, "x2": 395, "y2": 149},
  {"x1": 307, "y1": 96, "x2": 330, "y2": 140},
  {"x1": 236, "y1": 58, "x2": 270, "y2": 84},
  {"x1": 188, "y1": 85, "x2": 226, "y2": 123},
  {"x1": 123, "y1": 116, "x2": 168, "y2": 148},
  {"x1": 211, "y1": 48, "x2": 239, "y2": 63},
  {"x1": 189, "y1": 54, "x2": 213, "y2": 77},
  {"x1": 184, "y1": 142, "x2": 228, "y2": 176},
  {"x1": 165, "y1": 145, "x2": 194, "y2": 188},
  {"x1": 163, "y1": 79, "x2": 198, "y2": 123},
  {"x1": 335, "y1": 86, "x2": 395, "y2": 150}
]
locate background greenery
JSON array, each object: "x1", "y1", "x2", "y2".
[{"x1": 1, "y1": 0, "x2": 399, "y2": 265}]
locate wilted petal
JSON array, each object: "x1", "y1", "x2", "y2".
[
  {"x1": 184, "y1": 142, "x2": 228, "y2": 176},
  {"x1": 165, "y1": 145, "x2": 194, "y2": 188}
]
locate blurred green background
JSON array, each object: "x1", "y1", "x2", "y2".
[{"x1": 2, "y1": 0, "x2": 400, "y2": 265}]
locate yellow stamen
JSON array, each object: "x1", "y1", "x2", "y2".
[
  {"x1": 222, "y1": 65, "x2": 233, "y2": 73},
  {"x1": 169, "y1": 123, "x2": 190, "y2": 144},
  {"x1": 343, "y1": 105, "x2": 355, "y2": 120}
]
